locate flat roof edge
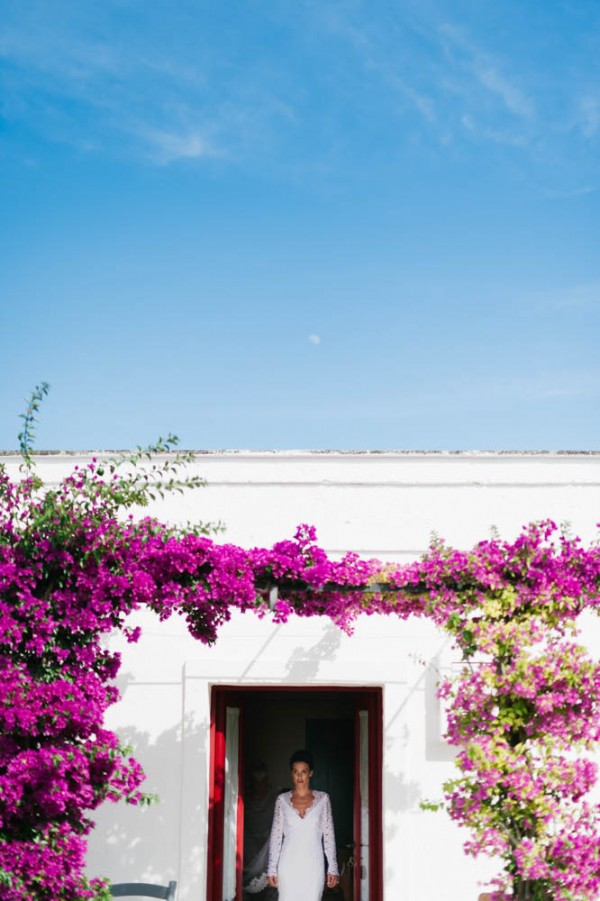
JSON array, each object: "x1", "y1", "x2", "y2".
[{"x1": 1, "y1": 449, "x2": 600, "y2": 458}]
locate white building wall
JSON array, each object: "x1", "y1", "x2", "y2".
[{"x1": 3, "y1": 451, "x2": 600, "y2": 901}]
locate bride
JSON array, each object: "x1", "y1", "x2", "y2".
[{"x1": 267, "y1": 750, "x2": 339, "y2": 900}]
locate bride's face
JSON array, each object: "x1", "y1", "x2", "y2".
[{"x1": 290, "y1": 762, "x2": 313, "y2": 789}]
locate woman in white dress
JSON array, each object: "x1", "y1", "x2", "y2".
[{"x1": 267, "y1": 750, "x2": 339, "y2": 900}]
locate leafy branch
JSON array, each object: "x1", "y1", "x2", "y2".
[{"x1": 17, "y1": 382, "x2": 50, "y2": 469}]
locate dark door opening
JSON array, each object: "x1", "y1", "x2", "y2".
[
  {"x1": 208, "y1": 687, "x2": 382, "y2": 901},
  {"x1": 306, "y1": 717, "x2": 354, "y2": 848}
]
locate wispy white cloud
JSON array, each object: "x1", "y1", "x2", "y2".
[
  {"x1": 379, "y1": 71, "x2": 436, "y2": 123},
  {"x1": 432, "y1": 369, "x2": 595, "y2": 412},
  {"x1": 420, "y1": 370, "x2": 600, "y2": 409},
  {"x1": 1, "y1": 0, "x2": 598, "y2": 181},
  {"x1": 528, "y1": 281, "x2": 600, "y2": 310},
  {"x1": 316, "y1": 9, "x2": 438, "y2": 125},
  {"x1": 486, "y1": 371, "x2": 600, "y2": 401},
  {"x1": 438, "y1": 370, "x2": 600, "y2": 406},
  {"x1": 539, "y1": 184, "x2": 597, "y2": 199},
  {"x1": 577, "y1": 96, "x2": 600, "y2": 138},
  {"x1": 0, "y1": 4, "x2": 297, "y2": 166},
  {"x1": 138, "y1": 128, "x2": 219, "y2": 165},
  {"x1": 299, "y1": 3, "x2": 541, "y2": 155},
  {"x1": 460, "y1": 114, "x2": 527, "y2": 147},
  {"x1": 439, "y1": 23, "x2": 535, "y2": 120},
  {"x1": 0, "y1": 26, "x2": 124, "y2": 82},
  {"x1": 308, "y1": 334, "x2": 321, "y2": 345},
  {"x1": 476, "y1": 66, "x2": 533, "y2": 119}
]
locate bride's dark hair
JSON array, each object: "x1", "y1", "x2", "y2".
[{"x1": 289, "y1": 749, "x2": 314, "y2": 770}]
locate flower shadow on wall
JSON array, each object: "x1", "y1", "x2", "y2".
[
  {"x1": 88, "y1": 714, "x2": 208, "y2": 888},
  {"x1": 284, "y1": 623, "x2": 342, "y2": 681}
]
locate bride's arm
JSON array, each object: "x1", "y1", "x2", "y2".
[
  {"x1": 267, "y1": 794, "x2": 284, "y2": 886},
  {"x1": 323, "y1": 793, "x2": 339, "y2": 878}
]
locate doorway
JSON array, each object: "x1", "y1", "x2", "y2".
[{"x1": 207, "y1": 687, "x2": 382, "y2": 901}]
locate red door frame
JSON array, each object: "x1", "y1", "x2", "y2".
[
  {"x1": 207, "y1": 690, "x2": 245, "y2": 901},
  {"x1": 354, "y1": 690, "x2": 383, "y2": 901},
  {"x1": 207, "y1": 685, "x2": 383, "y2": 901}
]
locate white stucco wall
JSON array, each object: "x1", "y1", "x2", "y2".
[{"x1": 3, "y1": 451, "x2": 600, "y2": 901}]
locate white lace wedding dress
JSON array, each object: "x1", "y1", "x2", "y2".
[{"x1": 267, "y1": 790, "x2": 339, "y2": 901}]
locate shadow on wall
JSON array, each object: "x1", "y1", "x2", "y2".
[
  {"x1": 381, "y1": 766, "x2": 422, "y2": 845},
  {"x1": 87, "y1": 713, "x2": 208, "y2": 891},
  {"x1": 284, "y1": 624, "x2": 342, "y2": 681},
  {"x1": 425, "y1": 659, "x2": 456, "y2": 762}
]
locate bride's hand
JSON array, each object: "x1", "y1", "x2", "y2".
[
  {"x1": 267, "y1": 875, "x2": 278, "y2": 888},
  {"x1": 326, "y1": 873, "x2": 339, "y2": 889}
]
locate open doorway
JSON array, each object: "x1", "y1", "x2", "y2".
[{"x1": 208, "y1": 687, "x2": 382, "y2": 901}]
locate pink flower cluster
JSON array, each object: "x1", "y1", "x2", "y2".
[
  {"x1": 3, "y1": 450, "x2": 600, "y2": 900},
  {"x1": 428, "y1": 524, "x2": 600, "y2": 899}
]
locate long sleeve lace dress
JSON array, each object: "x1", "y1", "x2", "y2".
[{"x1": 267, "y1": 790, "x2": 339, "y2": 901}]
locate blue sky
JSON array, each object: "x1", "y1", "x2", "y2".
[{"x1": 1, "y1": 0, "x2": 599, "y2": 449}]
